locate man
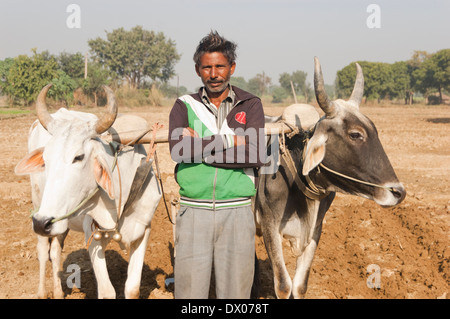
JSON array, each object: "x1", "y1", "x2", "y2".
[{"x1": 168, "y1": 31, "x2": 265, "y2": 299}]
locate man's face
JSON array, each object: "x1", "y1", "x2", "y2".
[{"x1": 195, "y1": 52, "x2": 236, "y2": 94}]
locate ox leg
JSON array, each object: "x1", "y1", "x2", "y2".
[
  {"x1": 125, "y1": 226, "x2": 151, "y2": 299},
  {"x1": 262, "y1": 225, "x2": 292, "y2": 299},
  {"x1": 292, "y1": 194, "x2": 334, "y2": 299},
  {"x1": 87, "y1": 238, "x2": 115, "y2": 299},
  {"x1": 49, "y1": 231, "x2": 68, "y2": 299},
  {"x1": 291, "y1": 233, "x2": 320, "y2": 299},
  {"x1": 83, "y1": 217, "x2": 115, "y2": 299},
  {"x1": 36, "y1": 235, "x2": 50, "y2": 299}
]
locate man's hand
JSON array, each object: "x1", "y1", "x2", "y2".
[{"x1": 182, "y1": 127, "x2": 199, "y2": 138}]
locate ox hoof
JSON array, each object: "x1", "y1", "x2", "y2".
[
  {"x1": 53, "y1": 289, "x2": 65, "y2": 299},
  {"x1": 125, "y1": 286, "x2": 140, "y2": 299},
  {"x1": 275, "y1": 282, "x2": 292, "y2": 299},
  {"x1": 37, "y1": 291, "x2": 48, "y2": 299},
  {"x1": 292, "y1": 288, "x2": 307, "y2": 299}
]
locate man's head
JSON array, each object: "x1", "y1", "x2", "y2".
[{"x1": 194, "y1": 31, "x2": 237, "y2": 95}]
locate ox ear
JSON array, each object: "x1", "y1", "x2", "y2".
[
  {"x1": 93, "y1": 156, "x2": 115, "y2": 200},
  {"x1": 15, "y1": 147, "x2": 45, "y2": 175},
  {"x1": 302, "y1": 134, "x2": 327, "y2": 176}
]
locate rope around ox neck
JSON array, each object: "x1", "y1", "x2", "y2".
[{"x1": 318, "y1": 163, "x2": 395, "y2": 192}]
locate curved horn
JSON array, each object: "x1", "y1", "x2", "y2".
[
  {"x1": 36, "y1": 84, "x2": 54, "y2": 132},
  {"x1": 349, "y1": 63, "x2": 364, "y2": 106},
  {"x1": 94, "y1": 86, "x2": 118, "y2": 134},
  {"x1": 314, "y1": 57, "x2": 336, "y2": 117}
]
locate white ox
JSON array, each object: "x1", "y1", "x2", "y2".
[{"x1": 15, "y1": 84, "x2": 162, "y2": 298}]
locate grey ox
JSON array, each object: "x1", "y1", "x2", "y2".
[
  {"x1": 255, "y1": 57, "x2": 406, "y2": 299},
  {"x1": 15, "y1": 85, "x2": 162, "y2": 298}
]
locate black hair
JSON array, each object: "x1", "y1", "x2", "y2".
[{"x1": 193, "y1": 30, "x2": 237, "y2": 65}]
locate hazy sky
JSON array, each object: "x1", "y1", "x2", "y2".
[{"x1": 0, "y1": 0, "x2": 449, "y2": 91}]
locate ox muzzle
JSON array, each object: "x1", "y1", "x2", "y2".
[
  {"x1": 32, "y1": 214, "x2": 68, "y2": 237},
  {"x1": 32, "y1": 215, "x2": 54, "y2": 236}
]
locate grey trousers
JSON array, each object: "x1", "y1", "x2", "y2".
[{"x1": 174, "y1": 205, "x2": 256, "y2": 299}]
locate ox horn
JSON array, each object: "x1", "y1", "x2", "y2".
[
  {"x1": 349, "y1": 63, "x2": 364, "y2": 106},
  {"x1": 314, "y1": 57, "x2": 336, "y2": 117},
  {"x1": 94, "y1": 85, "x2": 118, "y2": 134},
  {"x1": 36, "y1": 83, "x2": 55, "y2": 132}
]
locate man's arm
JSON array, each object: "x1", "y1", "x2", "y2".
[
  {"x1": 169, "y1": 97, "x2": 266, "y2": 168},
  {"x1": 169, "y1": 99, "x2": 230, "y2": 163},
  {"x1": 204, "y1": 98, "x2": 265, "y2": 169}
]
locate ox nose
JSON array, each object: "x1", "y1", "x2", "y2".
[
  {"x1": 390, "y1": 184, "x2": 406, "y2": 203},
  {"x1": 32, "y1": 216, "x2": 54, "y2": 236}
]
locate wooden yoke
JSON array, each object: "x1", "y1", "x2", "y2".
[{"x1": 102, "y1": 122, "x2": 296, "y2": 145}]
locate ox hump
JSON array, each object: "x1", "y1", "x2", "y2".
[{"x1": 282, "y1": 104, "x2": 320, "y2": 131}]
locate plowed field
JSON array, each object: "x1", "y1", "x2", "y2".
[{"x1": 0, "y1": 103, "x2": 448, "y2": 299}]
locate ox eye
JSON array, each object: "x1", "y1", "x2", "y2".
[
  {"x1": 73, "y1": 154, "x2": 85, "y2": 163},
  {"x1": 349, "y1": 131, "x2": 364, "y2": 141}
]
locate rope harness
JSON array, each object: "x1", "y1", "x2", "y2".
[
  {"x1": 278, "y1": 124, "x2": 329, "y2": 201},
  {"x1": 318, "y1": 163, "x2": 396, "y2": 192}
]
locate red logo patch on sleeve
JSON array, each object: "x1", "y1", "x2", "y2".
[{"x1": 235, "y1": 112, "x2": 246, "y2": 124}]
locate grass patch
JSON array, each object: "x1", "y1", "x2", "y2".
[
  {"x1": 0, "y1": 108, "x2": 31, "y2": 119},
  {"x1": 0, "y1": 109, "x2": 30, "y2": 115}
]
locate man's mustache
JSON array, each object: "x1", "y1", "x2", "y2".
[{"x1": 207, "y1": 80, "x2": 224, "y2": 84}]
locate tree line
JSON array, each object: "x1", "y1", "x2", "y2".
[
  {"x1": 0, "y1": 25, "x2": 448, "y2": 106},
  {"x1": 336, "y1": 49, "x2": 450, "y2": 104},
  {"x1": 230, "y1": 70, "x2": 330, "y2": 104},
  {"x1": 234, "y1": 49, "x2": 449, "y2": 105},
  {"x1": 0, "y1": 26, "x2": 181, "y2": 106}
]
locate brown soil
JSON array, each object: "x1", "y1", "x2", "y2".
[{"x1": 0, "y1": 103, "x2": 448, "y2": 299}]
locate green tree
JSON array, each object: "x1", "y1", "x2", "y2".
[
  {"x1": 57, "y1": 52, "x2": 85, "y2": 82},
  {"x1": 6, "y1": 49, "x2": 59, "y2": 104},
  {"x1": 271, "y1": 85, "x2": 288, "y2": 103},
  {"x1": 279, "y1": 70, "x2": 312, "y2": 102},
  {"x1": 49, "y1": 70, "x2": 78, "y2": 104},
  {"x1": 336, "y1": 61, "x2": 393, "y2": 102},
  {"x1": 88, "y1": 26, "x2": 180, "y2": 89},
  {"x1": 413, "y1": 49, "x2": 450, "y2": 104},
  {"x1": 336, "y1": 63, "x2": 357, "y2": 99},
  {"x1": 324, "y1": 83, "x2": 335, "y2": 100},
  {"x1": 0, "y1": 58, "x2": 14, "y2": 94},
  {"x1": 389, "y1": 61, "x2": 411, "y2": 101},
  {"x1": 230, "y1": 76, "x2": 248, "y2": 91},
  {"x1": 406, "y1": 50, "x2": 430, "y2": 103},
  {"x1": 247, "y1": 72, "x2": 271, "y2": 97},
  {"x1": 82, "y1": 62, "x2": 113, "y2": 106},
  {"x1": 409, "y1": 50, "x2": 431, "y2": 68}
]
